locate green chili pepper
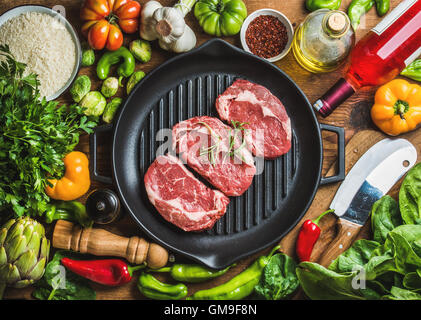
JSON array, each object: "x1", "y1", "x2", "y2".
[
  {"x1": 137, "y1": 272, "x2": 188, "y2": 300},
  {"x1": 152, "y1": 263, "x2": 234, "y2": 283},
  {"x1": 45, "y1": 201, "x2": 93, "y2": 228},
  {"x1": 374, "y1": 0, "x2": 389, "y2": 16},
  {"x1": 96, "y1": 47, "x2": 135, "y2": 84},
  {"x1": 348, "y1": 0, "x2": 374, "y2": 30},
  {"x1": 306, "y1": 0, "x2": 342, "y2": 11},
  {"x1": 187, "y1": 246, "x2": 280, "y2": 300},
  {"x1": 401, "y1": 59, "x2": 421, "y2": 82}
]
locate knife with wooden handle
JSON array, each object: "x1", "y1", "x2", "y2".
[{"x1": 317, "y1": 138, "x2": 417, "y2": 267}]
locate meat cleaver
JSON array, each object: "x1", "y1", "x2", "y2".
[{"x1": 317, "y1": 138, "x2": 417, "y2": 267}]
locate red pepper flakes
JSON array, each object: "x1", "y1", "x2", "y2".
[{"x1": 245, "y1": 15, "x2": 288, "y2": 59}]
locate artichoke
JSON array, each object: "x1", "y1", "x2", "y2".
[{"x1": 0, "y1": 217, "x2": 50, "y2": 299}]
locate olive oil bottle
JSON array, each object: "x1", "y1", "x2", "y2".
[{"x1": 292, "y1": 9, "x2": 355, "y2": 73}]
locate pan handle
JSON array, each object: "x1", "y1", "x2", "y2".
[
  {"x1": 89, "y1": 124, "x2": 113, "y2": 185},
  {"x1": 319, "y1": 123, "x2": 345, "y2": 185}
]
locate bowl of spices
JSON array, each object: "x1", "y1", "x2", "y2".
[{"x1": 241, "y1": 9, "x2": 294, "y2": 62}]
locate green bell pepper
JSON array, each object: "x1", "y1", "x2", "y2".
[
  {"x1": 374, "y1": 0, "x2": 390, "y2": 16},
  {"x1": 348, "y1": 0, "x2": 374, "y2": 30},
  {"x1": 96, "y1": 47, "x2": 135, "y2": 83},
  {"x1": 194, "y1": 0, "x2": 247, "y2": 37},
  {"x1": 401, "y1": 59, "x2": 421, "y2": 82},
  {"x1": 306, "y1": 0, "x2": 342, "y2": 11}
]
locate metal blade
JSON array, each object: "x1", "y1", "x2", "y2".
[{"x1": 330, "y1": 138, "x2": 417, "y2": 225}]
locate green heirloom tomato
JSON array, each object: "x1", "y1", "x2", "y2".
[
  {"x1": 80, "y1": 91, "x2": 107, "y2": 117},
  {"x1": 194, "y1": 0, "x2": 247, "y2": 37}
]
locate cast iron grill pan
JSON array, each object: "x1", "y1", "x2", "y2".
[{"x1": 92, "y1": 39, "x2": 344, "y2": 269}]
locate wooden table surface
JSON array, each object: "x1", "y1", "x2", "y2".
[{"x1": 1, "y1": 0, "x2": 414, "y2": 300}]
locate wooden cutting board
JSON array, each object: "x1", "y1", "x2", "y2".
[{"x1": 6, "y1": 128, "x2": 421, "y2": 300}]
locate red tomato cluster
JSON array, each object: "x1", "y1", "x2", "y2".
[{"x1": 81, "y1": 0, "x2": 141, "y2": 51}]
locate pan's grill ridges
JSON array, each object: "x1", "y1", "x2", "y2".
[{"x1": 139, "y1": 74, "x2": 297, "y2": 235}]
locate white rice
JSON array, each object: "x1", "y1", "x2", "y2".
[{"x1": 0, "y1": 11, "x2": 76, "y2": 98}]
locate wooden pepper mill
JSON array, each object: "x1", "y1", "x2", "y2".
[{"x1": 52, "y1": 220, "x2": 168, "y2": 269}]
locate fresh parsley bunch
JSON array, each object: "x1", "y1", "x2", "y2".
[{"x1": 0, "y1": 45, "x2": 97, "y2": 218}]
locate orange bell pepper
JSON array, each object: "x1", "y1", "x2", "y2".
[
  {"x1": 45, "y1": 151, "x2": 91, "y2": 201},
  {"x1": 371, "y1": 79, "x2": 421, "y2": 136}
]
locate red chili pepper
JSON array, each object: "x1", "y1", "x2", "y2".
[
  {"x1": 295, "y1": 209, "x2": 334, "y2": 262},
  {"x1": 61, "y1": 258, "x2": 145, "y2": 286}
]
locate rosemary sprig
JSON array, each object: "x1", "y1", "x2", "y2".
[
  {"x1": 197, "y1": 121, "x2": 222, "y2": 166},
  {"x1": 224, "y1": 120, "x2": 249, "y2": 162}
]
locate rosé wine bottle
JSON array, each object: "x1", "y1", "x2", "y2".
[{"x1": 314, "y1": 0, "x2": 421, "y2": 117}]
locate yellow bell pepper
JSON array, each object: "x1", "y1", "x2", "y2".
[
  {"x1": 45, "y1": 151, "x2": 91, "y2": 201},
  {"x1": 371, "y1": 79, "x2": 421, "y2": 136}
]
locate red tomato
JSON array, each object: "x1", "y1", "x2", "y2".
[
  {"x1": 115, "y1": 1, "x2": 140, "y2": 19},
  {"x1": 81, "y1": 0, "x2": 140, "y2": 50},
  {"x1": 118, "y1": 18, "x2": 138, "y2": 33},
  {"x1": 112, "y1": 0, "x2": 130, "y2": 12},
  {"x1": 88, "y1": 19, "x2": 110, "y2": 50},
  {"x1": 106, "y1": 24, "x2": 124, "y2": 51},
  {"x1": 84, "y1": 0, "x2": 110, "y2": 16}
]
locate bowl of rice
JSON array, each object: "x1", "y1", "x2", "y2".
[{"x1": 0, "y1": 5, "x2": 81, "y2": 100}]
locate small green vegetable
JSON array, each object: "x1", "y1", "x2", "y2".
[
  {"x1": 33, "y1": 251, "x2": 96, "y2": 300},
  {"x1": 45, "y1": 200, "x2": 93, "y2": 228},
  {"x1": 81, "y1": 43, "x2": 95, "y2": 67},
  {"x1": 137, "y1": 272, "x2": 188, "y2": 300},
  {"x1": 80, "y1": 91, "x2": 107, "y2": 117},
  {"x1": 188, "y1": 246, "x2": 280, "y2": 300},
  {"x1": 152, "y1": 263, "x2": 234, "y2": 283},
  {"x1": 306, "y1": 0, "x2": 342, "y2": 11},
  {"x1": 374, "y1": 0, "x2": 389, "y2": 16},
  {"x1": 126, "y1": 70, "x2": 146, "y2": 95},
  {"x1": 348, "y1": 0, "x2": 374, "y2": 30},
  {"x1": 69, "y1": 75, "x2": 91, "y2": 103},
  {"x1": 370, "y1": 196, "x2": 402, "y2": 244},
  {"x1": 401, "y1": 59, "x2": 421, "y2": 82},
  {"x1": 254, "y1": 252, "x2": 299, "y2": 300},
  {"x1": 194, "y1": 0, "x2": 248, "y2": 36},
  {"x1": 101, "y1": 77, "x2": 119, "y2": 98},
  {"x1": 96, "y1": 46, "x2": 135, "y2": 83},
  {"x1": 102, "y1": 97, "x2": 123, "y2": 123},
  {"x1": 399, "y1": 163, "x2": 421, "y2": 225},
  {"x1": 129, "y1": 40, "x2": 152, "y2": 63}
]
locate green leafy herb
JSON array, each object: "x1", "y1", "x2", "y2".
[
  {"x1": 399, "y1": 163, "x2": 421, "y2": 225},
  {"x1": 0, "y1": 45, "x2": 97, "y2": 217},
  {"x1": 254, "y1": 252, "x2": 299, "y2": 300},
  {"x1": 371, "y1": 196, "x2": 402, "y2": 244},
  {"x1": 32, "y1": 251, "x2": 96, "y2": 300}
]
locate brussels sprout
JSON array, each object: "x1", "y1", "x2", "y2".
[
  {"x1": 103, "y1": 97, "x2": 123, "y2": 123},
  {"x1": 81, "y1": 43, "x2": 95, "y2": 67},
  {"x1": 69, "y1": 75, "x2": 91, "y2": 103},
  {"x1": 101, "y1": 77, "x2": 119, "y2": 98},
  {"x1": 80, "y1": 91, "x2": 107, "y2": 116},
  {"x1": 129, "y1": 40, "x2": 152, "y2": 63},
  {"x1": 127, "y1": 71, "x2": 146, "y2": 95}
]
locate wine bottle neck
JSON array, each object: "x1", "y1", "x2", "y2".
[{"x1": 313, "y1": 78, "x2": 356, "y2": 117}]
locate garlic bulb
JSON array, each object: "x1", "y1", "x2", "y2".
[{"x1": 140, "y1": 0, "x2": 197, "y2": 53}]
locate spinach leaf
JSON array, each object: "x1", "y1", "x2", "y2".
[
  {"x1": 403, "y1": 270, "x2": 421, "y2": 290},
  {"x1": 371, "y1": 196, "x2": 402, "y2": 243},
  {"x1": 254, "y1": 253, "x2": 299, "y2": 300},
  {"x1": 382, "y1": 286, "x2": 421, "y2": 300},
  {"x1": 32, "y1": 251, "x2": 96, "y2": 300},
  {"x1": 384, "y1": 225, "x2": 421, "y2": 273},
  {"x1": 399, "y1": 163, "x2": 421, "y2": 225},
  {"x1": 296, "y1": 262, "x2": 366, "y2": 300},
  {"x1": 329, "y1": 239, "x2": 381, "y2": 274}
]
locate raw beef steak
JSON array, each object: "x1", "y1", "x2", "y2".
[
  {"x1": 172, "y1": 116, "x2": 256, "y2": 196},
  {"x1": 215, "y1": 79, "x2": 292, "y2": 158},
  {"x1": 144, "y1": 154, "x2": 230, "y2": 232}
]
